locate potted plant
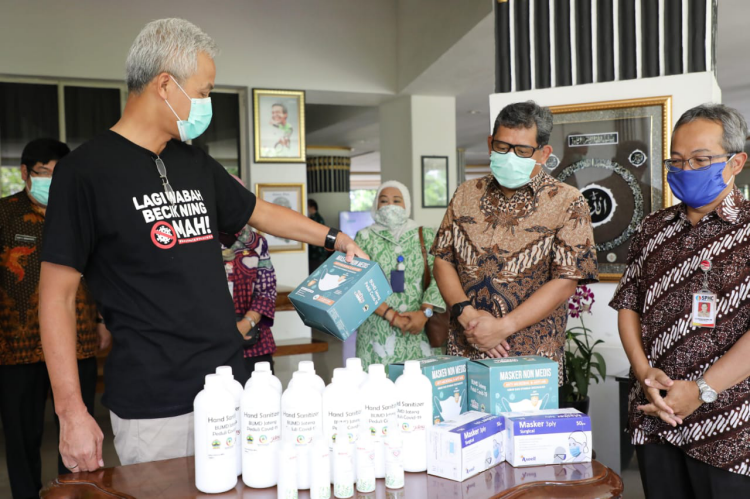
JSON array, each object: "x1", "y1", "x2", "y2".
[{"x1": 560, "y1": 285, "x2": 606, "y2": 414}]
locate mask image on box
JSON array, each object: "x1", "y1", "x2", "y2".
[
  {"x1": 499, "y1": 392, "x2": 550, "y2": 413},
  {"x1": 389, "y1": 356, "x2": 468, "y2": 424},
  {"x1": 317, "y1": 271, "x2": 348, "y2": 291},
  {"x1": 436, "y1": 387, "x2": 465, "y2": 422}
]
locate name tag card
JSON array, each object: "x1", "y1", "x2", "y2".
[{"x1": 692, "y1": 292, "x2": 717, "y2": 328}]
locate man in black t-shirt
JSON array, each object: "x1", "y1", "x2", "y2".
[{"x1": 39, "y1": 18, "x2": 365, "y2": 471}]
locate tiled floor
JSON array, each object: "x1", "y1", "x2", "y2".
[{"x1": 0, "y1": 397, "x2": 646, "y2": 498}]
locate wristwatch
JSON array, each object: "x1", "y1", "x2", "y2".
[
  {"x1": 241, "y1": 316, "x2": 257, "y2": 328},
  {"x1": 422, "y1": 308, "x2": 434, "y2": 319},
  {"x1": 324, "y1": 228, "x2": 340, "y2": 252},
  {"x1": 696, "y1": 376, "x2": 718, "y2": 403},
  {"x1": 451, "y1": 301, "x2": 472, "y2": 319}
]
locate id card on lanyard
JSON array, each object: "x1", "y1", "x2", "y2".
[{"x1": 692, "y1": 260, "x2": 717, "y2": 328}]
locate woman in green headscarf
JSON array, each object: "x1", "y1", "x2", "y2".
[{"x1": 354, "y1": 180, "x2": 446, "y2": 370}]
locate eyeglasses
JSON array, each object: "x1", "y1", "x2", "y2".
[
  {"x1": 664, "y1": 153, "x2": 737, "y2": 173},
  {"x1": 491, "y1": 140, "x2": 541, "y2": 158},
  {"x1": 29, "y1": 168, "x2": 53, "y2": 178},
  {"x1": 154, "y1": 157, "x2": 175, "y2": 205}
]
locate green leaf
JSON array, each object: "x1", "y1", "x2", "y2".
[{"x1": 592, "y1": 352, "x2": 607, "y2": 380}]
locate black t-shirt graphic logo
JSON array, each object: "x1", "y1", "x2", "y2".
[{"x1": 151, "y1": 221, "x2": 177, "y2": 249}]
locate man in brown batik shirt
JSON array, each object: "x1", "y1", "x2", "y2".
[
  {"x1": 0, "y1": 139, "x2": 109, "y2": 498},
  {"x1": 611, "y1": 103, "x2": 750, "y2": 498},
  {"x1": 431, "y1": 101, "x2": 598, "y2": 381}
]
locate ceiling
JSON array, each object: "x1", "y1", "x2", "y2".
[{"x1": 307, "y1": 2, "x2": 750, "y2": 170}]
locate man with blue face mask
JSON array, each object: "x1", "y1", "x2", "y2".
[
  {"x1": 432, "y1": 101, "x2": 598, "y2": 382},
  {"x1": 38, "y1": 19, "x2": 366, "y2": 471},
  {"x1": 611, "y1": 103, "x2": 750, "y2": 498},
  {"x1": 0, "y1": 138, "x2": 110, "y2": 498}
]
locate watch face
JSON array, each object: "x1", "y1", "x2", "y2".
[
  {"x1": 701, "y1": 390, "x2": 718, "y2": 403},
  {"x1": 424, "y1": 308, "x2": 434, "y2": 318}
]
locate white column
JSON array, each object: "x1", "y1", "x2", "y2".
[{"x1": 379, "y1": 95, "x2": 457, "y2": 229}]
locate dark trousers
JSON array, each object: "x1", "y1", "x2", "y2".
[
  {"x1": 636, "y1": 443, "x2": 750, "y2": 499},
  {"x1": 0, "y1": 357, "x2": 97, "y2": 499},
  {"x1": 244, "y1": 353, "x2": 274, "y2": 377}
]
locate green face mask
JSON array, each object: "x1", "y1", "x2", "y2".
[
  {"x1": 29, "y1": 176, "x2": 52, "y2": 206},
  {"x1": 490, "y1": 151, "x2": 539, "y2": 189}
]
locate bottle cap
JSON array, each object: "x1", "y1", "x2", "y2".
[
  {"x1": 404, "y1": 360, "x2": 421, "y2": 375},
  {"x1": 255, "y1": 361, "x2": 271, "y2": 373},
  {"x1": 205, "y1": 373, "x2": 223, "y2": 389},
  {"x1": 215, "y1": 366, "x2": 233, "y2": 378},
  {"x1": 368, "y1": 364, "x2": 385, "y2": 378},
  {"x1": 346, "y1": 357, "x2": 363, "y2": 371},
  {"x1": 298, "y1": 360, "x2": 315, "y2": 373}
]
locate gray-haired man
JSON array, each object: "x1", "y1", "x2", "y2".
[
  {"x1": 39, "y1": 18, "x2": 366, "y2": 471},
  {"x1": 431, "y1": 101, "x2": 598, "y2": 377},
  {"x1": 611, "y1": 103, "x2": 750, "y2": 497}
]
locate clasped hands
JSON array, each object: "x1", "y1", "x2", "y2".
[
  {"x1": 461, "y1": 307, "x2": 513, "y2": 358},
  {"x1": 636, "y1": 367, "x2": 703, "y2": 427},
  {"x1": 385, "y1": 308, "x2": 429, "y2": 335}
]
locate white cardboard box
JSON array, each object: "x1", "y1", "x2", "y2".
[
  {"x1": 504, "y1": 408, "x2": 592, "y2": 467},
  {"x1": 428, "y1": 411, "x2": 505, "y2": 482}
]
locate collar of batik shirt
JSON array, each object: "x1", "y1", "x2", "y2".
[
  {"x1": 488, "y1": 170, "x2": 554, "y2": 195},
  {"x1": 669, "y1": 185, "x2": 744, "y2": 226}
]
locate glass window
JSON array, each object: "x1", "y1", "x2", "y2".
[
  {"x1": 193, "y1": 92, "x2": 241, "y2": 177},
  {"x1": 349, "y1": 189, "x2": 377, "y2": 211},
  {"x1": 0, "y1": 82, "x2": 60, "y2": 196},
  {"x1": 64, "y1": 86, "x2": 121, "y2": 150}
]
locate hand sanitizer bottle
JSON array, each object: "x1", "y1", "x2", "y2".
[
  {"x1": 194, "y1": 374, "x2": 237, "y2": 493},
  {"x1": 395, "y1": 360, "x2": 432, "y2": 472},
  {"x1": 216, "y1": 366, "x2": 243, "y2": 476}
]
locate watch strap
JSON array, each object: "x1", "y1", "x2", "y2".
[
  {"x1": 324, "y1": 228, "x2": 340, "y2": 252},
  {"x1": 451, "y1": 300, "x2": 471, "y2": 318},
  {"x1": 241, "y1": 315, "x2": 256, "y2": 328}
]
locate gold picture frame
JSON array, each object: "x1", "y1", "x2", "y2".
[
  {"x1": 546, "y1": 96, "x2": 673, "y2": 282},
  {"x1": 253, "y1": 89, "x2": 306, "y2": 163},
  {"x1": 254, "y1": 183, "x2": 307, "y2": 253}
]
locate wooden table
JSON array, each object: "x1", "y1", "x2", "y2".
[{"x1": 41, "y1": 457, "x2": 623, "y2": 498}]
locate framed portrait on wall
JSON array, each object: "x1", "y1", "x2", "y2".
[
  {"x1": 255, "y1": 183, "x2": 306, "y2": 252},
  {"x1": 546, "y1": 96, "x2": 673, "y2": 281},
  {"x1": 252, "y1": 89, "x2": 306, "y2": 163},
  {"x1": 421, "y1": 156, "x2": 449, "y2": 208}
]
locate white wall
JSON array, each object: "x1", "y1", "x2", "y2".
[
  {"x1": 489, "y1": 71, "x2": 722, "y2": 472},
  {"x1": 396, "y1": 0, "x2": 491, "y2": 90}
]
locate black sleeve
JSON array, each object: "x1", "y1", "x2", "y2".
[
  {"x1": 208, "y1": 156, "x2": 256, "y2": 235},
  {"x1": 40, "y1": 161, "x2": 96, "y2": 274}
]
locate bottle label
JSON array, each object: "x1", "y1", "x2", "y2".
[
  {"x1": 363, "y1": 402, "x2": 396, "y2": 442},
  {"x1": 207, "y1": 410, "x2": 237, "y2": 459},
  {"x1": 397, "y1": 400, "x2": 427, "y2": 433},
  {"x1": 243, "y1": 408, "x2": 281, "y2": 452},
  {"x1": 327, "y1": 408, "x2": 362, "y2": 448},
  {"x1": 282, "y1": 409, "x2": 320, "y2": 446}
]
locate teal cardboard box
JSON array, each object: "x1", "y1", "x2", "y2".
[
  {"x1": 389, "y1": 356, "x2": 468, "y2": 424},
  {"x1": 289, "y1": 251, "x2": 392, "y2": 341},
  {"x1": 467, "y1": 356, "x2": 558, "y2": 415}
]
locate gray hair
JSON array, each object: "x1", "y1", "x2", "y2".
[
  {"x1": 674, "y1": 103, "x2": 748, "y2": 153},
  {"x1": 125, "y1": 18, "x2": 218, "y2": 94},
  {"x1": 492, "y1": 101, "x2": 554, "y2": 146}
]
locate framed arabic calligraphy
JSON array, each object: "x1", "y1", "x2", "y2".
[{"x1": 546, "y1": 97, "x2": 673, "y2": 282}]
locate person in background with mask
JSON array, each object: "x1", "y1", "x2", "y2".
[
  {"x1": 0, "y1": 138, "x2": 109, "y2": 498},
  {"x1": 431, "y1": 101, "x2": 598, "y2": 383},
  {"x1": 38, "y1": 18, "x2": 365, "y2": 472},
  {"x1": 610, "y1": 103, "x2": 750, "y2": 498},
  {"x1": 353, "y1": 181, "x2": 445, "y2": 370}
]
